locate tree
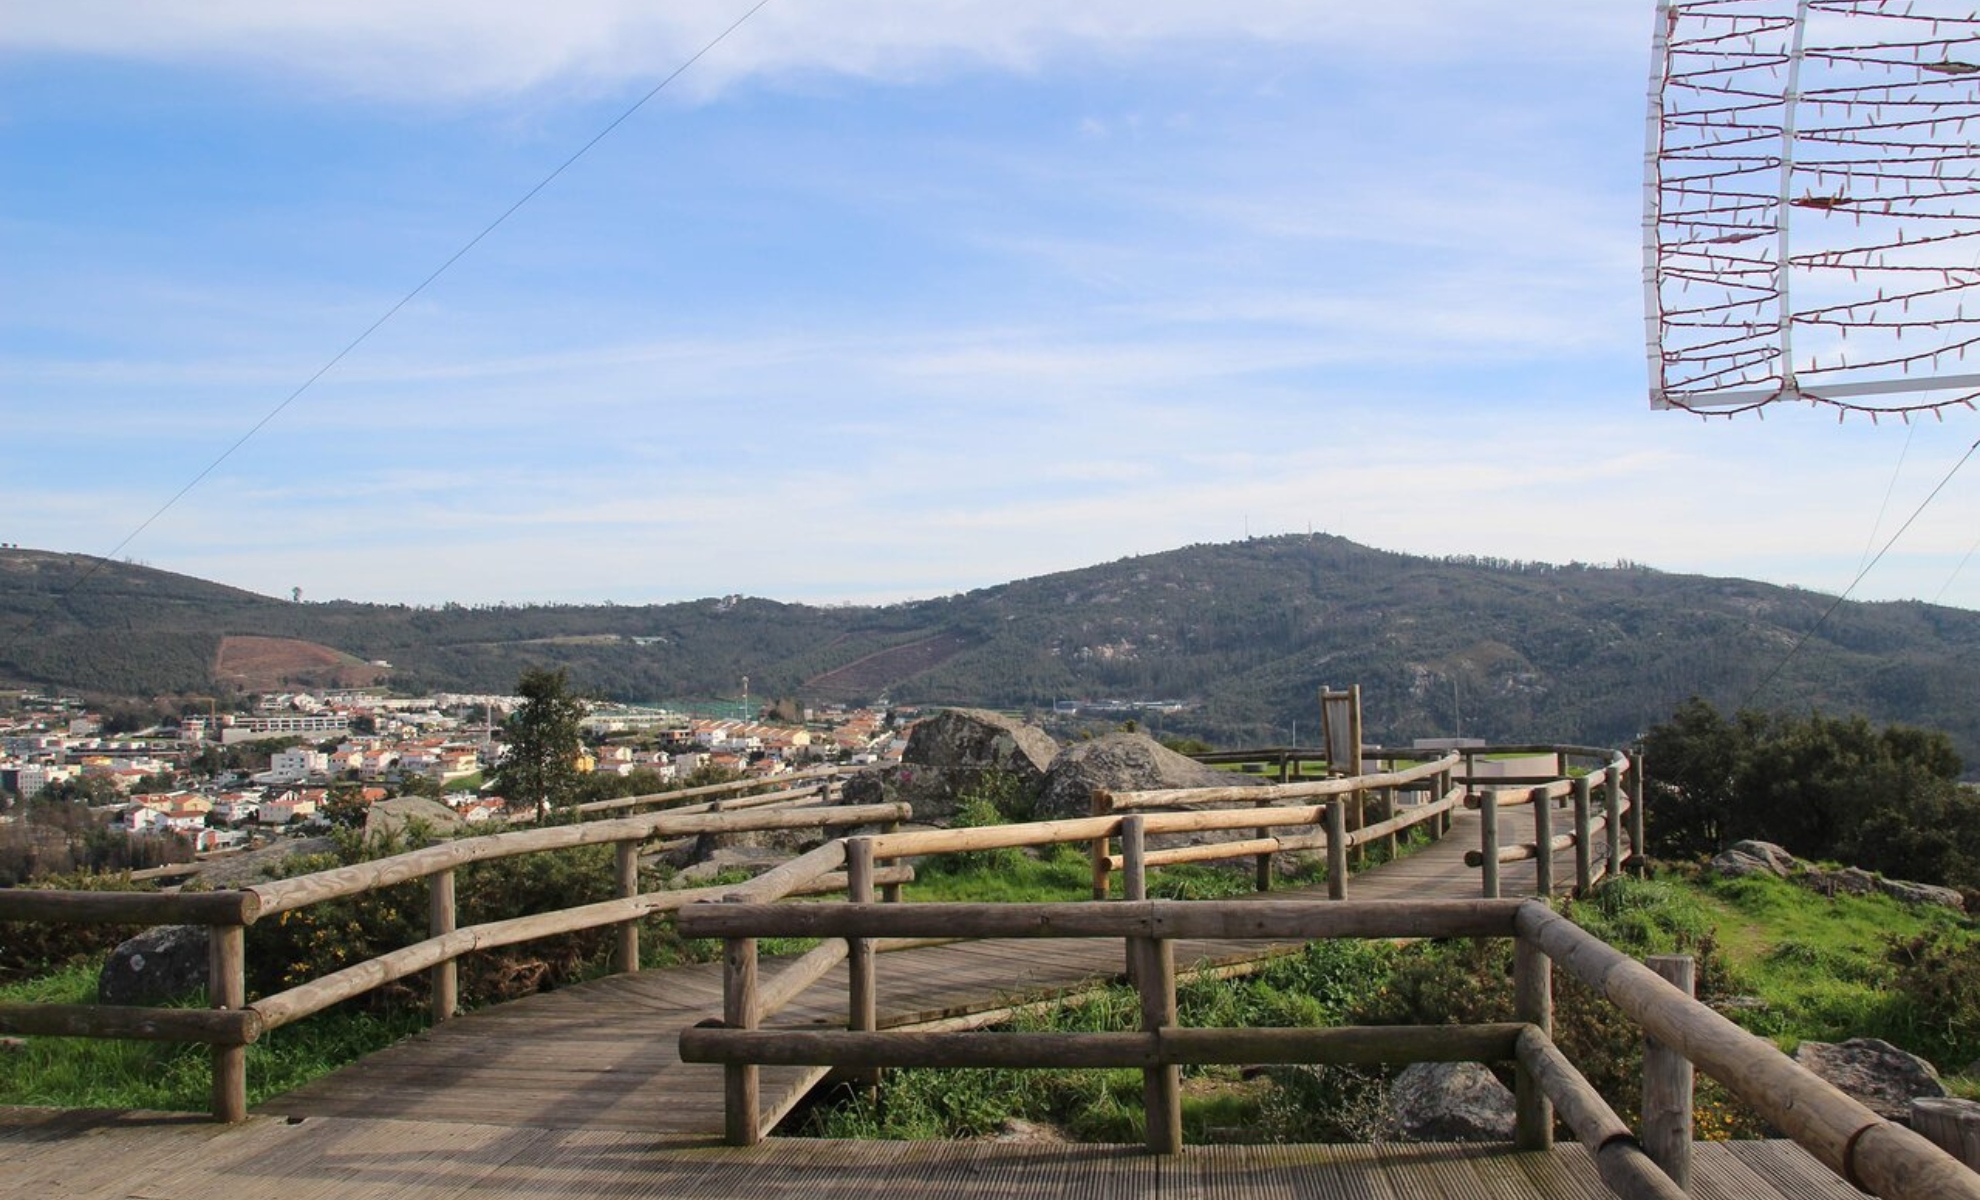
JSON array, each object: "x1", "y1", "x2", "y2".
[{"x1": 490, "y1": 668, "x2": 587, "y2": 820}]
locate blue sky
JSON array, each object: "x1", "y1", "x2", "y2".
[{"x1": 4, "y1": 2, "x2": 1978, "y2": 610}]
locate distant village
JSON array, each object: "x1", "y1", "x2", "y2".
[{"x1": 0, "y1": 688, "x2": 908, "y2": 861}]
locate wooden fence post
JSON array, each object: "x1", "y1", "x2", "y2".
[
  {"x1": 1628, "y1": 748, "x2": 1648, "y2": 875},
  {"x1": 1644, "y1": 954, "x2": 1695, "y2": 1189},
  {"x1": 1253, "y1": 797, "x2": 1275, "y2": 892},
  {"x1": 1513, "y1": 936, "x2": 1554, "y2": 1151},
  {"x1": 1912, "y1": 1098, "x2": 1980, "y2": 1172},
  {"x1": 1326, "y1": 800, "x2": 1348, "y2": 900},
  {"x1": 722, "y1": 902, "x2": 761, "y2": 1146},
  {"x1": 1121, "y1": 815, "x2": 1148, "y2": 985},
  {"x1": 614, "y1": 841, "x2": 641, "y2": 975},
  {"x1": 1571, "y1": 776, "x2": 1593, "y2": 896},
  {"x1": 430, "y1": 868, "x2": 458, "y2": 1021},
  {"x1": 846, "y1": 836, "x2": 878, "y2": 1092},
  {"x1": 209, "y1": 922, "x2": 248, "y2": 1123},
  {"x1": 1379, "y1": 786, "x2": 1399, "y2": 860},
  {"x1": 1603, "y1": 766, "x2": 1624, "y2": 881},
  {"x1": 1532, "y1": 787, "x2": 1554, "y2": 898},
  {"x1": 1090, "y1": 789, "x2": 1113, "y2": 901},
  {"x1": 1136, "y1": 930, "x2": 1181, "y2": 1154},
  {"x1": 1480, "y1": 792, "x2": 1501, "y2": 899}
]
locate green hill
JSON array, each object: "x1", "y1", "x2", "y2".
[{"x1": 3, "y1": 538, "x2": 1978, "y2": 772}]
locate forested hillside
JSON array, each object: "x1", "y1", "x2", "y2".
[{"x1": 4, "y1": 537, "x2": 1979, "y2": 771}]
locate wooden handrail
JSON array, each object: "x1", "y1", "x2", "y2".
[
  {"x1": 1104, "y1": 753, "x2": 1459, "y2": 810},
  {"x1": 677, "y1": 898, "x2": 1524, "y2": 941},
  {"x1": 1516, "y1": 901, "x2": 1980, "y2": 1200},
  {"x1": 247, "y1": 801, "x2": 909, "y2": 915},
  {"x1": 572, "y1": 766, "x2": 848, "y2": 815},
  {"x1": 0, "y1": 888, "x2": 259, "y2": 927},
  {"x1": 681, "y1": 1022, "x2": 1529, "y2": 1070}
]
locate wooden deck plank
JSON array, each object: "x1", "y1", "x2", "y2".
[{"x1": 0, "y1": 1107, "x2": 1858, "y2": 1200}]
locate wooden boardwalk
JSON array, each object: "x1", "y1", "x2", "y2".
[
  {"x1": 259, "y1": 805, "x2": 1597, "y2": 1134},
  {"x1": 0, "y1": 1106, "x2": 1863, "y2": 1200},
  {"x1": 5, "y1": 804, "x2": 1860, "y2": 1199}
]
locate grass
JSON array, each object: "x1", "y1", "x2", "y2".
[
  {"x1": 1567, "y1": 868, "x2": 1979, "y2": 1074},
  {"x1": 0, "y1": 960, "x2": 425, "y2": 1112}
]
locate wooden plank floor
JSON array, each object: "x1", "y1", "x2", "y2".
[
  {"x1": 260, "y1": 805, "x2": 1606, "y2": 1135},
  {"x1": 0, "y1": 1108, "x2": 1863, "y2": 1200}
]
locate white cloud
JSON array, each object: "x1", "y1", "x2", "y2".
[{"x1": 1, "y1": 2, "x2": 1647, "y2": 102}]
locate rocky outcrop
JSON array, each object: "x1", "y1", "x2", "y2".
[
  {"x1": 363, "y1": 797, "x2": 462, "y2": 843},
  {"x1": 1709, "y1": 839, "x2": 1800, "y2": 879},
  {"x1": 1036, "y1": 733, "x2": 1260, "y2": 820},
  {"x1": 98, "y1": 924, "x2": 210, "y2": 1006},
  {"x1": 1388, "y1": 1061, "x2": 1516, "y2": 1142},
  {"x1": 1874, "y1": 878, "x2": 1967, "y2": 909},
  {"x1": 1706, "y1": 841, "x2": 1964, "y2": 912},
  {"x1": 842, "y1": 709, "x2": 1058, "y2": 825},
  {"x1": 1791, "y1": 1038, "x2": 1946, "y2": 1122}
]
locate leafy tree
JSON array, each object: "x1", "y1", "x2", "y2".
[
  {"x1": 490, "y1": 668, "x2": 587, "y2": 820},
  {"x1": 1642, "y1": 697, "x2": 1980, "y2": 891}
]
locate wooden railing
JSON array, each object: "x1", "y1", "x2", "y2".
[
  {"x1": 677, "y1": 891, "x2": 1980, "y2": 1200},
  {"x1": 1460, "y1": 746, "x2": 1645, "y2": 898},
  {"x1": 0, "y1": 769, "x2": 900, "y2": 1122},
  {"x1": 1094, "y1": 750, "x2": 1463, "y2": 897}
]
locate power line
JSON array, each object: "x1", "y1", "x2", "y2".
[
  {"x1": 0, "y1": 1, "x2": 773, "y2": 663},
  {"x1": 1932, "y1": 528, "x2": 1980, "y2": 607},
  {"x1": 1740, "y1": 432, "x2": 1980, "y2": 708}
]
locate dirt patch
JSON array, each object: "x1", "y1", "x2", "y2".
[{"x1": 214, "y1": 635, "x2": 387, "y2": 692}]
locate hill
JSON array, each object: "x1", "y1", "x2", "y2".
[{"x1": 3, "y1": 538, "x2": 1979, "y2": 772}]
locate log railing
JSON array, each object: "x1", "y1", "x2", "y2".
[
  {"x1": 0, "y1": 791, "x2": 909, "y2": 1122},
  {"x1": 677, "y1": 894, "x2": 1980, "y2": 1200},
  {"x1": 1465, "y1": 747, "x2": 1640, "y2": 898},
  {"x1": 1093, "y1": 751, "x2": 1462, "y2": 900}
]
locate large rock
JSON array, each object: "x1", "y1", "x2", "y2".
[
  {"x1": 1805, "y1": 866, "x2": 1879, "y2": 898},
  {"x1": 843, "y1": 709, "x2": 1058, "y2": 824},
  {"x1": 1036, "y1": 733, "x2": 1261, "y2": 820},
  {"x1": 1728, "y1": 840, "x2": 1799, "y2": 875},
  {"x1": 1875, "y1": 877, "x2": 1966, "y2": 911},
  {"x1": 364, "y1": 797, "x2": 462, "y2": 843},
  {"x1": 1708, "y1": 849, "x2": 1782, "y2": 880},
  {"x1": 1791, "y1": 1038, "x2": 1946, "y2": 1122},
  {"x1": 1388, "y1": 1061, "x2": 1517, "y2": 1142},
  {"x1": 99, "y1": 924, "x2": 210, "y2": 1006}
]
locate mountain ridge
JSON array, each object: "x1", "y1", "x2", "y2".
[{"x1": 3, "y1": 537, "x2": 1977, "y2": 772}]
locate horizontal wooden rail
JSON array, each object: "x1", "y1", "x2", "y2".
[
  {"x1": 573, "y1": 767, "x2": 845, "y2": 815},
  {"x1": 0, "y1": 888, "x2": 259, "y2": 927},
  {"x1": 1099, "y1": 789, "x2": 1462, "y2": 872},
  {"x1": 248, "y1": 802, "x2": 910, "y2": 916},
  {"x1": 1466, "y1": 779, "x2": 1575, "y2": 810},
  {"x1": 250, "y1": 864, "x2": 911, "y2": 1032},
  {"x1": 1465, "y1": 801, "x2": 1631, "y2": 869},
  {"x1": 682, "y1": 1022, "x2": 1529, "y2": 1070},
  {"x1": 0, "y1": 1002, "x2": 260, "y2": 1046},
  {"x1": 678, "y1": 898, "x2": 1524, "y2": 942},
  {"x1": 755, "y1": 939, "x2": 850, "y2": 1020},
  {"x1": 1516, "y1": 902, "x2": 1980, "y2": 1200},
  {"x1": 723, "y1": 840, "x2": 848, "y2": 904},
  {"x1": 1103, "y1": 753, "x2": 1458, "y2": 811}
]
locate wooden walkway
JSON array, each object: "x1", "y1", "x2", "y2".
[
  {"x1": 0, "y1": 1107, "x2": 1863, "y2": 1200},
  {"x1": 7, "y1": 805, "x2": 1861, "y2": 1199},
  {"x1": 258, "y1": 805, "x2": 1597, "y2": 1134}
]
